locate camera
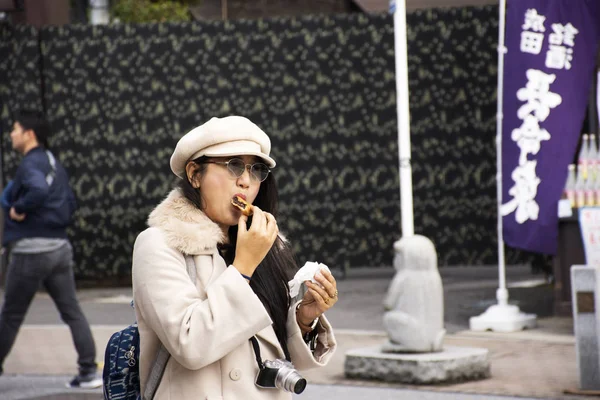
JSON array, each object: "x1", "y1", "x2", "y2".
[{"x1": 255, "y1": 359, "x2": 307, "y2": 394}]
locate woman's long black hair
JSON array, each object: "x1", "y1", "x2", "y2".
[{"x1": 178, "y1": 156, "x2": 299, "y2": 360}]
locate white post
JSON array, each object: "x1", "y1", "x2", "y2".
[
  {"x1": 392, "y1": 0, "x2": 414, "y2": 237},
  {"x1": 495, "y1": 0, "x2": 509, "y2": 309},
  {"x1": 89, "y1": 0, "x2": 110, "y2": 25},
  {"x1": 596, "y1": 70, "x2": 600, "y2": 131},
  {"x1": 469, "y1": 0, "x2": 536, "y2": 332}
]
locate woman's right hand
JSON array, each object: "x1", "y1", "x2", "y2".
[{"x1": 233, "y1": 206, "x2": 279, "y2": 278}]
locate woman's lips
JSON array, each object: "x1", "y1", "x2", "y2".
[{"x1": 234, "y1": 193, "x2": 247, "y2": 201}]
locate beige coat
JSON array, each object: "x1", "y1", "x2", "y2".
[{"x1": 132, "y1": 189, "x2": 336, "y2": 400}]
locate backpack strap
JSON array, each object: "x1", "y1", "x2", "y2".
[
  {"x1": 143, "y1": 254, "x2": 196, "y2": 400},
  {"x1": 185, "y1": 254, "x2": 197, "y2": 284}
]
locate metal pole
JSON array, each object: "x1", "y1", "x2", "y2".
[
  {"x1": 470, "y1": 0, "x2": 536, "y2": 332},
  {"x1": 89, "y1": 0, "x2": 109, "y2": 25},
  {"x1": 392, "y1": 0, "x2": 415, "y2": 237},
  {"x1": 592, "y1": 67, "x2": 599, "y2": 135},
  {"x1": 222, "y1": 0, "x2": 228, "y2": 20},
  {"x1": 496, "y1": 0, "x2": 508, "y2": 306}
]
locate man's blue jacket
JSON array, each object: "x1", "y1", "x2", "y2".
[{"x1": 2, "y1": 146, "x2": 77, "y2": 246}]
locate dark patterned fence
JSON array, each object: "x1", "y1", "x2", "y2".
[
  {"x1": 0, "y1": 6, "x2": 536, "y2": 284},
  {"x1": 0, "y1": 25, "x2": 43, "y2": 172}
]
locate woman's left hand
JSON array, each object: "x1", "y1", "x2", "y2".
[{"x1": 296, "y1": 268, "x2": 338, "y2": 332}]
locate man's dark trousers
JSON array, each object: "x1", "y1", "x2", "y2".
[{"x1": 0, "y1": 242, "x2": 96, "y2": 374}]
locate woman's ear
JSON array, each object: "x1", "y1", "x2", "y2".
[{"x1": 185, "y1": 162, "x2": 200, "y2": 188}]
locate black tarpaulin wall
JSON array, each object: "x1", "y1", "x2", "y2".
[{"x1": 0, "y1": 7, "x2": 537, "y2": 283}]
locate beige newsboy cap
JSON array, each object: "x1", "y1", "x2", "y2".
[{"x1": 170, "y1": 116, "x2": 276, "y2": 179}]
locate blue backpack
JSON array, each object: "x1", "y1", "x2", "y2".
[
  {"x1": 102, "y1": 322, "x2": 142, "y2": 400},
  {"x1": 102, "y1": 256, "x2": 196, "y2": 400}
]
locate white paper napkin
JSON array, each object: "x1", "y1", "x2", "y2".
[{"x1": 288, "y1": 261, "x2": 331, "y2": 298}]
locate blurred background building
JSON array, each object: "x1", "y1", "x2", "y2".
[{"x1": 0, "y1": 0, "x2": 498, "y2": 26}]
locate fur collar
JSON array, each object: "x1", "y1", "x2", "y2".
[{"x1": 147, "y1": 189, "x2": 225, "y2": 255}]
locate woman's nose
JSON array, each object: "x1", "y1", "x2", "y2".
[{"x1": 237, "y1": 168, "x2": 252, "y2": 187}]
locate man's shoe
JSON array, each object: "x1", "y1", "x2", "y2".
[{"x1": 66, "y1": 372, "x2": 102, "y2": 389}]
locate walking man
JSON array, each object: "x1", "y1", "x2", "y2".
[{"x1": 0, "y1": 109, "x2": 101, "y2": 388}]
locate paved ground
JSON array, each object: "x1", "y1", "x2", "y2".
[
  {"x1": 0, "y1": 378, "x2": 544, "y2": 400},
  {"x1": 0, "y1": 265, "x2": 584, "y2": 400}
]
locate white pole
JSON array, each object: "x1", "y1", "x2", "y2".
[
  {"x1": 469, "y1": 0, "x2": 536, "y2": 332},
  {"x1": 495, "y1": 0, "x2": 508, "y2": 307},
  {"x1": 89, "y1": 0, "x2": 110, "y2": 25},
  {"x1": 392, "y1": 0, "x2": 415, "y2": 237},
  {"x1": 596, "y1": 70, "x2": 600, "y2": 132}
]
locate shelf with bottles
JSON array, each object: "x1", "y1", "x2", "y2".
[{"x1": 563, "y1": 133, "x2": 600, "y2": 209}]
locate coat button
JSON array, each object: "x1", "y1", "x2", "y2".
[{"x1": 229, "y1": 368, "x2": 242, "y2": 381}]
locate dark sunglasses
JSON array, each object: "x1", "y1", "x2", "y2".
[{"x1": 202, "y1": 158, "x2": 271, "y2": 182}]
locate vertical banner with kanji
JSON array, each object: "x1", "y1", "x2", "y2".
[{"x1": 501, "y1": 0, "x2": 600, "y2": 255}]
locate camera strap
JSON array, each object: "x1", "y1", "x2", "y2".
[{"x1": 249, "y1": 336, "x2": 265, "y2": 370}]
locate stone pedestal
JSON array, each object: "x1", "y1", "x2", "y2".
[
  {"x1": 345, "y1": 345, "x2": 490, "y2": 384},
  {"x1": 346, "y1": 235, "x2": 490, "y2": 386},
  {"x1": 571, "y1": 265, "x2": 600, "y2": 390}
]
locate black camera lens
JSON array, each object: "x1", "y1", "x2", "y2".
[{"x1": 293, "y1": 378, "x2": 307, "y2": 394}]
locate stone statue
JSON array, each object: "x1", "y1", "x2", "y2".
[{"x1": 382, "y1": 235, "x2": 446, "y2": 353}]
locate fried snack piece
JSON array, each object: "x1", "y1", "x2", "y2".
[{"x1": 231, "y1": 195, "x2": 253, "y2": 216}]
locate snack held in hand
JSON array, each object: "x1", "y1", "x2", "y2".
[
  {"x1": 288, "y1": 261, "x2": 331, "y2": 297},
  {"x1": 231, "y1": 195, "x2": 253, "y2": 216}
]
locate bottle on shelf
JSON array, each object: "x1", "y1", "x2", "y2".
[
  {"x1": 594, "y1": 163, "x2": 600, "y2": 207},
  {"x1": 585, "y1": 165, "x2": 595, "y2": 206},
  {"x1": 563, "y1": 164, "x2": 576, "y2": 208},
  {"x1": 578, "y1": 133, "x2": 590, "y2": 181},
  {"x1": 575, "y1": 162, "x2": 586, "y2": 208},
  {"x1": 589, "y1": 134, "x2": 599, "y2": 181}
]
